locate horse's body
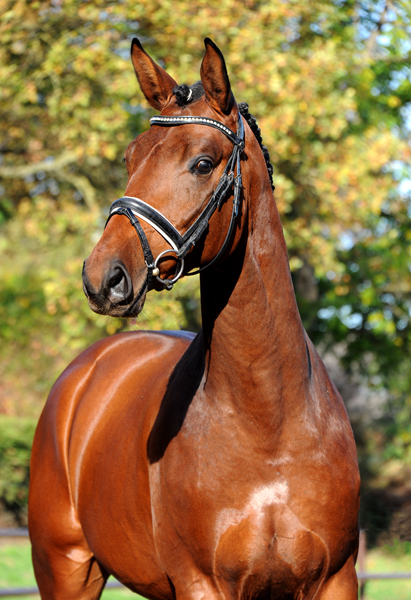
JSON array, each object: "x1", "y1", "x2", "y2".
[{"x1": 29, "y1": 39, "x2": 360, "y2": 600}]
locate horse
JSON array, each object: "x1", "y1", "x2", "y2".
[{"x1": 29, "y1": 38, "x2": 360, "y2": 600}]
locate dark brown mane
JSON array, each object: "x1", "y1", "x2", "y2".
[{"x1": 238, "y1": 101, "x2": 274, "y2": 190}]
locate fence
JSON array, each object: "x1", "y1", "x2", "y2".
[{"x1": 1, "y1": 529, "x2": 410, "y2": 598}]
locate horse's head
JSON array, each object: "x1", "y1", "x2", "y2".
[{"x1": 83, "y1": 38, "x2": 250, "y2": 317}]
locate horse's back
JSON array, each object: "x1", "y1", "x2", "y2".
[{"x1": 29, "y1": 330, "x2": 194, "y2": 599}]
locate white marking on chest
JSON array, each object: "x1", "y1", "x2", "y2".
[
  {"x1": 245, "y1": 481, "x2": 289, "y2": 512},
  {"x1": 216, "y1": 480, "x2": 289, "y2": 539}
]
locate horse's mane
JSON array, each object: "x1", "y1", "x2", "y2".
[
  {"x1": 237, "y1": 102, "x2": 274, "y2": 191},
  {"x1": 173, "y1": 83, "x2": 275, "y2": 191}
]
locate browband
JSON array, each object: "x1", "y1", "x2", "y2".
[
  {"x1": 106, "y1": 112, "x2": 244, "y2": 290},
  {"x1": 150, "y1": 115, "x2": 245, "y2": 149}
]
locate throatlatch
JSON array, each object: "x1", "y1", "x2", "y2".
[{"x1": 105, "y1": 112, "x2": 245, "y2": 290}]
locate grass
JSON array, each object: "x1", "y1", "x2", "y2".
[
  {"x1": 359, "y1": 543, "x2": 411, "y2": 600},
  {"x1": 0, "y1": 540, "x2": 139, "y2": 599},
  {"x1": 0, "y1": 539, "x2": 410, "y2": 599}
]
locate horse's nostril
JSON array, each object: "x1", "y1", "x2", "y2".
[
  {"x1": 109, "y1": 273, "x2": 127, "y2": 300},
  {"x1": 105, "y1": 265, "x2": 133, "y2": 305},
  {"x1": 108, "y1": 268, "x2": 124, "y2": 290}
]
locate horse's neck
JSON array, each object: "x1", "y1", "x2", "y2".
[{"x1": 199, "y1": 182, "x2": 310, "y2": 429}]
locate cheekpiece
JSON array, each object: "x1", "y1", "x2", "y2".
[{"x1": 106, "y1": 112, "x2": 245, "y2": 289}]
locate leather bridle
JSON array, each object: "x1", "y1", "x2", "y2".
[{"x1": 105, "y1": 112, "x2": 245, "y2": 290}]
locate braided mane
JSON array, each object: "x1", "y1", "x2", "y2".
[
  {"x1": 237, "y1": 102, "x2": 274, "y2": 191},
  {"x1": 173, "y1": 84, "x2": 274, "y2": 191}
]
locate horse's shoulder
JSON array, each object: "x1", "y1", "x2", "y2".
[{"x1": 34, "y1": 330, "x2": 197, "y2": 468}]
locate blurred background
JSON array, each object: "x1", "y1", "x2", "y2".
[{"x1": 0, "y1": 0, "x2": 410, "y2": 597}]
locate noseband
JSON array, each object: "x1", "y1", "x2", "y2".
[{"x1": 106, "y1": 112, "x2": 245, "y2": 290}]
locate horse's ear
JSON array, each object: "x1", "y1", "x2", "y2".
[
  {"x1": 130, "y1": 38, "x2": 177, "y2": 111},
  {"x1": 200, "y1": 38, "x2": 235, "y2": 116}
]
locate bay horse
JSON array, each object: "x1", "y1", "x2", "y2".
[{"x1": 29, "y1": 38, "x2": 360, "y2": 600}]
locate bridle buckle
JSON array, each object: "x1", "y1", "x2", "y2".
[{"x1": 153, "y1": 249, "x2": 185, "y2": 290}]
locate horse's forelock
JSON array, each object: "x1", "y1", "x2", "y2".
[{"x1": 172, "y1": 81, "x2": 205, "y2": 106}]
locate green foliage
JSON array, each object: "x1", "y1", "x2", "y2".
[
  {"x1": 0, "y1": 0, "x2": 206, "y2": 417},
  {"x1": 298, "y1": 194, "x2": 411, "y2": 480},
  {"x1": 384, "y1": 539, "x2": 411, "y2": 557},
  {"x1": 0, "y1": 416, "x2": 36, "y2": 524}
]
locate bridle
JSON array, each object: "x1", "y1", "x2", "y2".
[{"x1": 105, "y1": 112, "x2": 245, "y2": 290}]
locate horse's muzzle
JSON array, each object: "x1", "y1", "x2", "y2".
[{"x1": 82, "y1": 259, "x2": 146, "y2": 318}]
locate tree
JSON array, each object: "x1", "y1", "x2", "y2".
[{"x1": 0, "y1": 0, "x2": 201, "y2": 413}]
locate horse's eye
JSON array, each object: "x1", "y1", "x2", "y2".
[{"x1": 195, "y1": 159, "x2": 213, "y2": 174}]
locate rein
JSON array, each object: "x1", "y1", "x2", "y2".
[{"x1": 105, "y1": 112, "x2": 245, "y2": 290}]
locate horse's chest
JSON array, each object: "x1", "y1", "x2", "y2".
[
  {"x1": 148, "y1": 399, "x2": 354, "y2": 596},
  {"x1": 151, "y1": 458, "x2": 327, "y2": 596},
  {"x1": 213, "y1": 499, "x2": 326, "y2": 591}
]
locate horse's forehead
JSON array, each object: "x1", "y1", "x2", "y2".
[
  {"x1": 126, "y1": 128, "x2": 167, "y2": 156},
  {"x1": 127, "y1": 114, "x2": 234, "y2": 167}
]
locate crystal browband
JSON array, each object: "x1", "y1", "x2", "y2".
[{"x1": 150, "y1": 115, "x2": 245, "y2": 149}]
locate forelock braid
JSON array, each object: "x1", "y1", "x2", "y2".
[
  {"x1": 238, "y1": 102, "x2": 274, "y2": 191},
  {"x1": 173, "y1": 82, "x2": 205, "y2": 106}
]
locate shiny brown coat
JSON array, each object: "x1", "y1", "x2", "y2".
[{"x1": 29, "y1": 38, "x2": 360, "y2": 600}]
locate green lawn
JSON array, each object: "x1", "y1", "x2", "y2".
[
  {"x1": 0, "y1": 540, "x2": 138, "y2": 599},
  {"x1": 0, "y1": 539, "x2": 410, "y2": 599},
  {"x1": 359, "y1": 544, "x2": 411, "y2": 600}
]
